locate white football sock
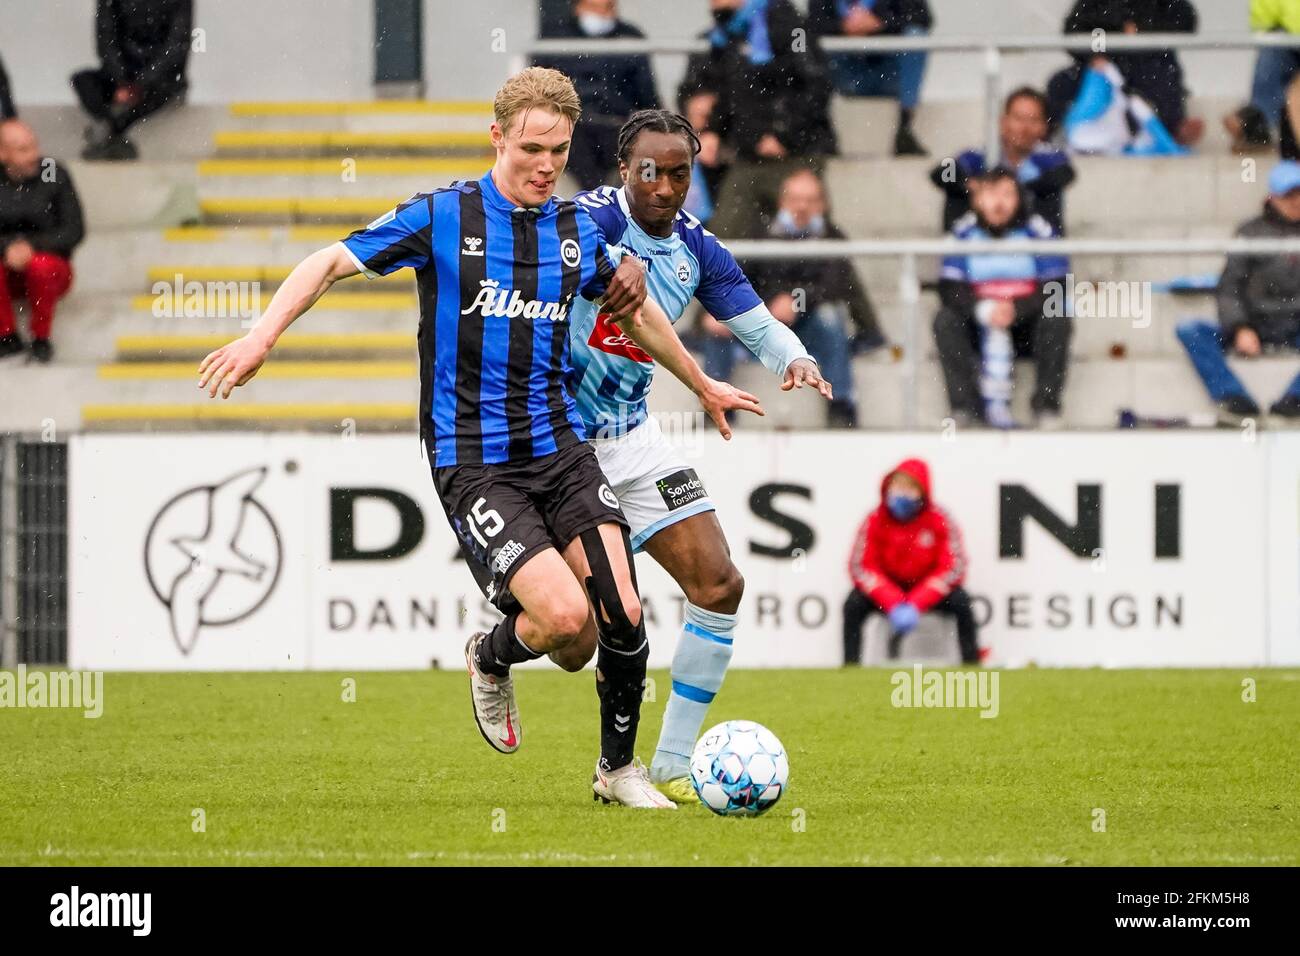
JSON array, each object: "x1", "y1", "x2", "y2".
[{"x1": 651, "y1": 602, "x2": 737, "y2": 783}]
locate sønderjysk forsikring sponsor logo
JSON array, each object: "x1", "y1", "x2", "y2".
[{"x1": 656, "y1": 469, "x2": 707, "y2": 511}]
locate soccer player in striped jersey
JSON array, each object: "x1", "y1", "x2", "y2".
[
  {"x1": 196, "y1": 70, "x2": 733, "y2": 809},
  {"x1": 565, "y1": 110, "x2": 835, "y2": 802}
]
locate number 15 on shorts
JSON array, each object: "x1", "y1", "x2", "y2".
[{"x1": 466, "y1": 497, "x2": 504, "y2": 548}]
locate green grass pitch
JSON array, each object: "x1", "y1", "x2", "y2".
[{"x1": 1, "y1": 668, "x2": 1297, "y2": 866}]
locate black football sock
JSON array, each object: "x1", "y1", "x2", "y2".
[
  {"x1": 476, "y1": 612, "x2": 539, "y2": 677},
  {"x1": 596, "y1": 634, "x2": 648, "y2": 773}
]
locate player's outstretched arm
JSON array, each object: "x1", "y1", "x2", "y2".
[
  {"x1": 614, "y1": 297, "x2": 763, "y2": 440},
  {"x1": 197, "y1": 242, "x2": 359, "y2": 399}
]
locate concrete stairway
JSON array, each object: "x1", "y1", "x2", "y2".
[{"x1": 4, "y1": 96, "x2": 1298, "y2": 434}]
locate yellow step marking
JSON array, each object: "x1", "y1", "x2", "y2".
[
  {"x1": 161, "y1": 225, "x2": 368, "y2": 242},
  {"x1": 84, "y1": 403, "x2": 416, "y2": 421},
  {"x1": 199, "y1": 197, "x2": 405, "y2": 217},
  {"x1": 131, "y1": 292, "x2": 415, "y2": 311},
  {"x1": 214, "y1": 130, "x2": 489, "y2": 150},
  {"x1": 100, "y1": 360, "x2": 416, "y2": 380},
  {"x1": 117, "y1": 332, "x2": 414, "y2": 352},
  {"x1": 199, "y1": 157, "x2": 481, "y2": 176},
  {"x1": 146, "y1": 266, "x2": 411, "y2": 286},
  {"x1": 229, "y1": 101, "x2": 492, "y2": 116}
]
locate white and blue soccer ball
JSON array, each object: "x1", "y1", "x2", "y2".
[{"x1": 689, "y1": 720, "x2": 789, "y2": 816}]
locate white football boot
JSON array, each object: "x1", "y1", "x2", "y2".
[
  {"x1": 464, "y1": 633, "x2": 520, "y2": 754},
  {"x1": 592, "y1": 757, "x2": 677, "y2": 809}
]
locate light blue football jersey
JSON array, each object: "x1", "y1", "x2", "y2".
[{"x1": 567, "y1": 185, "x2": 764, "y2": 437}]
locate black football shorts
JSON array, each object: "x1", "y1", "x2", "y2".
[{"x1": 432, "y1": 440, "x2": 629, "y2": 612}]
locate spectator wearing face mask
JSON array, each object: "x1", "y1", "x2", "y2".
[
  {"x1": 533, "y1": 0, "x2": 659, "y2": 190},
  {"x1": 843, "y1": 458, "x2": 979, "y2": 665},
  {"x1": 694, "y1": 169, "x2": 883, "y2": 428},
  {"x1": 929, "y1": 87, "x2": 1076, "y2": 234}
]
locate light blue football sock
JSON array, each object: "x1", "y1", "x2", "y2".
[{"x1": 651, "y1": 602, "x2": 737, "y2": 783}]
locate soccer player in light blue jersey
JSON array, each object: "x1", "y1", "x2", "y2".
[{"x1": 566, "y1": 109, "x2": 835, "y2": 801}]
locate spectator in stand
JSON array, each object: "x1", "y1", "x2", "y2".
[
  {"x1": 1226, "y1": 0, "x2": 1300, "y2": 153},
  {"x1": 532, "y1": 0, "x2": 659, "y2": 189},
  {"x1": 679, "y1": 90, "x2": 727, "y2": 225},
  {"x1": 0, "y1": 53, "x2": 15, "y2": 120},
  {"x1": 0, "y1": 120, "x2": 85, "y2": 363},
  {"x1": 679, "y1": 0, "x2": 837, "y2": 238},
  {"x1": 71, "y1": 0, "x2": 193, "y2": 161},
  {"x1": 843, "y1": 457, "x2": 978, "y2": 665},
  {"x1": 934, "y1": 168, "x2": 1071, "y2": 430},
  {"x1": 807, "y1": 0, "x2": 933, "y2": 156},
  {"x1": 930, "y1": 87, "x2": 1076, "y2": 234},
  {"x1": 1175, "y1": 161, "x2": 1300, "y2": 425},
  {"x1": 693, "y1": 169, "x2": 882, "y2": 428},
  {"x1": 1047, "y1": 0, "x2": 1203, "y2": 148}
]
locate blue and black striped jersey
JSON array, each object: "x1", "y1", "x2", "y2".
[{"x1": 341, "y1": 171, "x2": 618, "y2": 466}]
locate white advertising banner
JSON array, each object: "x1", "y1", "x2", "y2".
[{"x1": 68, "y1": 430, "x2": 1294, "y2": 670}]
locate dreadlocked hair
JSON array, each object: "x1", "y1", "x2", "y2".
[{"x1": 616, "y1": 109, "x2": 702, "y2": 164}]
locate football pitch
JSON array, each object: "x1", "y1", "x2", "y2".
[{"x1": 1, "y1": 668, "x2": 1297, "y2": 866}]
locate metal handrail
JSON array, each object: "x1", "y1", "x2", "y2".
[
  {"x1": 523, "y1": 31, "x2": 1300, "y2": 168},
  {"x1": 526, "y1": 33, "x2": 1300, "y2": 56},
  {"x1": 705, "y1": 234, "x2": 1294, "y2": 429},
  {"x1": 722, "y1": 237, "x2": 1300, "y2": 257}
]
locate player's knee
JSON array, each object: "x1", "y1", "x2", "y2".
[
  {"x1": 25, "y1": 254, "x2": 65, "y2": 283},
  {"x1": 619, "y1": 590, "x2": 642, "y2": 630},
  {"x1": 591, "y1": 586, "x2": 643, "y2": 651},
  {"x1": 689, "y1": 561, "x2": 744, "y2": 613},
  {"x1": 538, "y1": 598, "x2": 589, "y2": 647}
]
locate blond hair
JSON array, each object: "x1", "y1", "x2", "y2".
[{"x1": 494, "y1": 67, "x2": 581, "y2": 137}]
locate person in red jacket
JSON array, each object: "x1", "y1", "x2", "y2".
[{"x1": 843, "y1": 457, "x2": 979, "y2": 664}]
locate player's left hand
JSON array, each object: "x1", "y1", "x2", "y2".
[
  {"x1": 782, "y1": 358, "x2": 833, "y2": 400},
  {"x1": 601, "y1": 256, "x2": 647, "y2": 321},
  {"x1": 698, "y1": 377, "x2": 764, "y2": 441},
  {"x1": 197, "y1": 332, "x2": 272, "y2": 399}
]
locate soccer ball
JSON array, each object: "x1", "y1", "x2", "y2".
[{"x1": 689, "y1": 720, "x2": 788, "y2": 816}]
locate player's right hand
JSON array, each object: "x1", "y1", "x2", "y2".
[
  {"x1": 197, "y1": 333, "x2": 272, "y2": 399},
  {"x1": 697, "y1": 377, "x2": 763, "y2": 441}
]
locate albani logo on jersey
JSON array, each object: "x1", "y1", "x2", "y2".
[
  {"x1": 589, "y1": 311, "x2": 652, "y2": 363},
  {"x1": 461, "y1": 279, "x2": 571, "y2": 321}
]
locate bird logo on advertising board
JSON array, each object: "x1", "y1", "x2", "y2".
[{"x1": 143, "y1": 466, "x2": 282, "y2": 655}]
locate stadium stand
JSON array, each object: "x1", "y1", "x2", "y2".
[{"x1": 1, "y1": 0, "x2": 1297, "y2": 436}]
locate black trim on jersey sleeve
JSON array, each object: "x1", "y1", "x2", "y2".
[{"x1": 341, "y1": 193, "x2": 434, "y2": 277}]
